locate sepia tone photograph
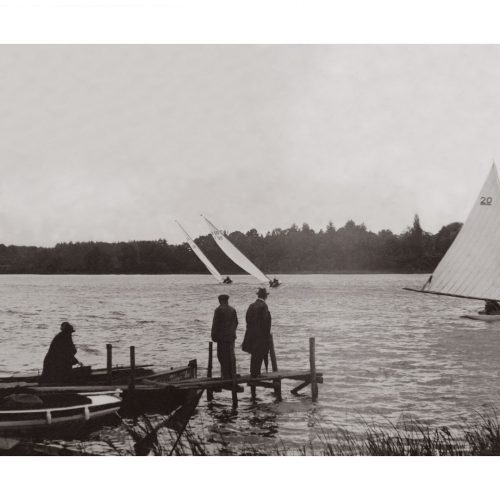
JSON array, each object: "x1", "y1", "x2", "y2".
[
  {"x1": 6, "y1": 0, "x2": 500, "y2": 491},
  {"x1": 2, "y1": 43, "x2": 500, "y2": 462}
]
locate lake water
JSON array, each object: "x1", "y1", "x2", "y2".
[{"x1": 1, "y1": 274, "x2": 500, "y2": 454}]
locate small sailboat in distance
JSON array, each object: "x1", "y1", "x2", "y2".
[
  {"x1": 202, "y1": 215, "x2": 279, "y2": 286},
  {"x1": 175, "y1": 220, "x2": 224, "y2": 284},
  {"x1": 404, "y1": 163, "x2": 500, "y2": 320}
]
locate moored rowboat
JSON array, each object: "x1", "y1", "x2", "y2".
[
  {"x1": 0, "y1": 360, "x2": 198, "y2": 416},
  {"x1": 0, "y1": 391, "x2": 121, "y2": 435}
]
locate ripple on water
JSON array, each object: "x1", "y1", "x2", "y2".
[{"x1": 1, "y1": 274, "x2": 500, "y2": 453}]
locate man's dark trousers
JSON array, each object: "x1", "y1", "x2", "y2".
[{"x1": 217, "y1": 341, "x2": 233, "y2": 379}]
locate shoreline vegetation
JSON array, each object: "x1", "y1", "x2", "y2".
[
  {"x1": 25, "y1": 409, "x2": 497, "y2": 456},
  {"x1": 118, "y1": 409, "x2": 500, "y2": 456},
  {"x1": 0, "y1": 215, "x2": 460, "y2": 275}
]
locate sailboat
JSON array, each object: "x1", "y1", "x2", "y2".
[
  {"x1": 175, "y1": 220, "x2": 224, "y2": 284},
  {"x1": 404, "y1": 163, "x2": 500, "y2": 320},
  {"x1": 202, "y1": 215, "x2": 279, "y2": 286}
]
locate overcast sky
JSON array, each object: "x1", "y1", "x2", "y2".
[{"x1": 1, "y1": 45, "x2": 499, "y2": 246}]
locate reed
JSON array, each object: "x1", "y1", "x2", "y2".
[{"x1": 110, "y1": 408, "x2": 500, "y2": 456}]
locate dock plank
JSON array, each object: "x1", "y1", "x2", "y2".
[
  {"x1": 25, "y1": 370, "x2": 322, "y2": 394},
  {"x1": 166, "y1": 370, "x2": 323, "y2": 391}
]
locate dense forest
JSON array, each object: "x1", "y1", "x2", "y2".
[{"x1": 0, "y1": 215, "x2": 462, "y2": 274}]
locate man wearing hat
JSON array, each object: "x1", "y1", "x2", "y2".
[
  {"x1": 41, "y1": 322, "x2": 83, "y2": 384},
  {"x1": 211, "y1": 294, "x2": 238, "y2": 379},
  {"x1": 242, "y1": 288, "x2": 272, "y2": 377}
]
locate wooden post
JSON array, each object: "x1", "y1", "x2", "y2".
[
  {"x1": 230, "y1": 341, "x2": 238, "y2": 409},
  {"x1": 207, "y1": 342, "x2": 213, "y2": 402},
  {"x1": 269, "y1": 334, "x2": 278, "y2": 372},
  {"x1": 106, "y1": 343, "x2": 112, "y2": 385},
  {"x1": 188, "y1": 359, "x2": 198, "y2": 379},
  {"x1": 274, "y1": 379, "x2": 282, "y2": 402},
  {"x1": 291, "y1": 380, "x2": 310, "y2": 395},
  {"x1": 309, "y1": 337, "x2": 318, "y2": 401},
  {"x1": 129, "y1": 346, "x2": 136, "y2": 391},
  {"x1": 269, "y1": 334, "x2": 281, "y2": 401}
]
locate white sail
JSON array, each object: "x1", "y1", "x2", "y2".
[
  {"x1": 414, "y1": 164, "x2": 500, "y2": 300},
  {"x1": 202, "y1": 216, "x2": 270, "y2": 284},
  {"x1": 175, "y1": 221, "x2": 223, "y2": 283}
]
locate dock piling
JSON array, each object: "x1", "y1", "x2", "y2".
[
  {"x1": 230, "y1": 341, "x2": 238, "y2": 408},
  {"x1": 106, "y1": 343, "x2": 113, "y2": 385},
  {"x1": 207, "y1": 342, "x2": 213, "y2": 402},
  {"x1": 251, "y1": 384, "x2": 256, "y2": 399},
  {"x1": 188, "y1": 359, "x2": 198, "y2": 378},
  {"x1": 269, "y1": 335, "x2": 282, "y2": 401},
  {"x1": 309, "y1": 337, "x2": 318, "y2": 402},
  {"x1": 129, "y1": 346, "x2": 136, "y2": 391},
  {"x1": 269, "y1": 335, "x2": 278, "y2": 372}
]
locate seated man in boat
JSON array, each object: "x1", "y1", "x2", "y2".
[
  {"x1": 40, "y1": 322, "x2": 83, "y2": 384},
  {"x1": 269, "y1": 278, "x2": 280, "y2": 288},
  {"x1": 223, "y1": 276, "x2": 233, "y2": 284},
  {"x1": 211, "y1": 294, "x2": 238, "y2": 379},
  {"x1": 480, "y1": 300, "x2": 500, "y2": 315}
]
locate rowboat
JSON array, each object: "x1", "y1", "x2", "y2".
[
  {"x1": 0, "y1": 360, "x2": 198, "y2": 416},
  {"x1": 0, "y1": 390, "x2": 121, "y2": 436},
  {"x1": 0, "y1": 361, "x2": 196, "y2": 385}
]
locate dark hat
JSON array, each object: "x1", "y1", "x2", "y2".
[
  {"x1": 218, "y1": 294, "x2": 229, "y2": 302},
  {"x1": 60, "y1": 322, "x2": 75, "y2": 333},
  {"x1": 256, "y1": 288, "x2": 269, "y2": 299}
]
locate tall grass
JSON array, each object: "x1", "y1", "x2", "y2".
[{"x1": 121, "y1": 409, "x2": 500, "y2": 456}]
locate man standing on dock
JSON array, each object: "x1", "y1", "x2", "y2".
[
  {"x1": 242, "y1": 288, "x2": 272, "y2": 377},
  {"x1": 211, "y1": 294, "x2": 238, "y2": 379}
]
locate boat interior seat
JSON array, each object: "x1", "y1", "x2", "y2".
[{"x1": 0, "y1": 391, "x2": 92, "y2": 410}]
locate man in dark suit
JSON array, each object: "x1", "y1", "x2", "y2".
[
  {"x1": 211, "y1": 294, "x2": 238, "y2": 379},
  {"x1": 41, "y1": 322, "x2": 83, "y2": 384},
  {"x1": 242, "y1": 288, "x2": 272, "y2": 377}
]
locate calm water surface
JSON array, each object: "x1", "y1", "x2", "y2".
[{"x1": 1, "y1": 274, "x2": 500, "y2": 454}]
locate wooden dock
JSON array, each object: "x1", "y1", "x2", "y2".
[
  {"x1": 20, "y1": 337, "x2": 323, "y2": 407},
  {"x1": 31, "y1": 370, "x2": 323, "y2": 397},
  {"x1": 26, "y1": 337, "x2": 322, "y2": 410},
  {"x1": 170, "y1": 369, "x2": 322, "y2": 402},
  {"x1": 170, "y1": 370, "x2": 323, "y2": 390},
  {"x1": 194, "y1": 336, "x2": 323, "y2": 407}
]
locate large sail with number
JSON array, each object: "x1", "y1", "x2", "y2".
[
  {"x1": 405, "y1": 164, "x2": 500, "y2": 301},
  {"x1": 175, "y1": 221, "x2": 223, "y2": 283},
  {"x1": 202, "y1": 216, "x2": 270, "y2": 284}
]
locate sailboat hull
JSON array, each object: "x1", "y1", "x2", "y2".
[{"x1": 461, "y1": 314, "x2": 500, "y2": 322}]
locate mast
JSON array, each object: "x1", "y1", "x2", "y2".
[{"x1": 175, "y1": 220, "x2": 223, "y2": 283}]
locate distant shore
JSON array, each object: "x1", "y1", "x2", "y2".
[{"x1": 0, "y1": 216, "x2": 459, "y2": 275}]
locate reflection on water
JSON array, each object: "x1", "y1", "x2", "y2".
[{"x1": 1, "y1": 274, "x2": 500, "y2": 454}]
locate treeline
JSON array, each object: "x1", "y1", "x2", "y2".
[{"x1": 0, "y1": 215, "x2": 462, "y2": 274}]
